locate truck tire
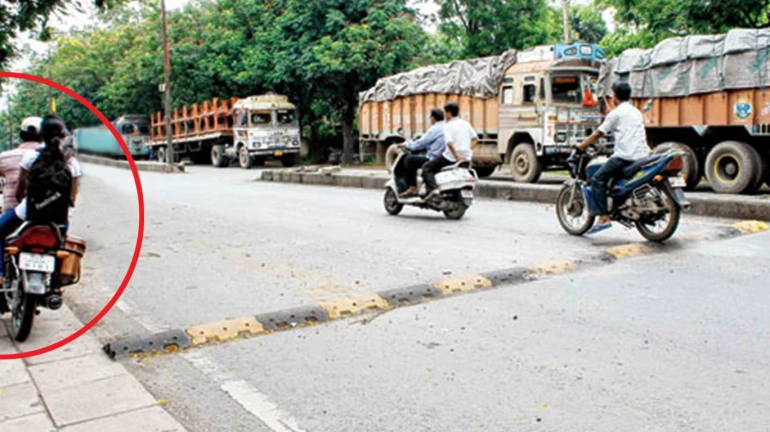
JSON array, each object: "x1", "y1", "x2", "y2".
[
  {"x1": 654, "y1": 142, "x2": 700, "y2": 190},
  {"x1": 238, "y1": 146, "x2": 253, "y2": 169},
  {"x1": 745, "y1": 145, "x2": 767, "y2": 194},
  {"x1": 472, "y1": 165, "x2": 497, "y2": 178},
  {"x1": 510, "y1": 143, "x2": 542, "y2": 183},
  {"x1": 281, "y1": 154, "x2": 299, "y2": 167},
  {"x1": 705, "y1": 141, "x2": 760, "y2": 194},
  {"x1": 211, "y1": 145, "x2": 228, "y2": 168}
]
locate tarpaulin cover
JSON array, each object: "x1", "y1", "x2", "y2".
[
  {"x1": 359, "y1": 50, "x2": 518, "y2": 104},
  {"x1": 598, "y1": 28, "x2": 770, "y2": 98}
]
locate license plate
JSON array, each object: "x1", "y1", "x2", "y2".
[
  {"x1": 669, "y1": 177, "x2": 686, "y2": 188},
  {"x1": 461, "y1": 190, "x2": 473, "y2": 199},
  {"x1": 274, "y1": 150, "x2": 284, "y2": 157},
  {"x1": 19, "y1": 253, "x2": 55, "y2": 273}
]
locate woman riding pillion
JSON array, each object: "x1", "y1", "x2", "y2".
[{"x1": 0, "y1": 114, "x2": 80, "y2": 284}]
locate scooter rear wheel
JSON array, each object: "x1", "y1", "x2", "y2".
[
  {"x1": 443, "y1": 202, "x2": 468, "y2": 220},
  {"x1": 383, "y1": 189, "x2": 403, "y2": 216}
]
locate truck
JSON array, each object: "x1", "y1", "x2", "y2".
[
  {"x1": 73, "y1": 114, "x2": 152, "y2": 159},
  {"x1": 359, "y1": 42, "x2": 609, "y2": 181},
  {"x1": 598, "y1": 28, "x2": 770, "y2": 194},
  {"x1": 150, "y1": 94, "x2": 301, "y2": 168}
]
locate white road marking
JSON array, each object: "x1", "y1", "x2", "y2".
[
  {"x1": 183, "y1": 351, "x2": 307, "y2": 432},
  {"x1": 222, "y1": 380, "x2": 308, "y2": 432},
  {"x1": 115, "y1": 298, "x2": 168, "y2": 334}
]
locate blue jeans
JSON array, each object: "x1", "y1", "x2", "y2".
[
  {"x1": 590, "y1": 157, "x2": 632, "y2": 216},
  {"x1": 0, "y1": 209, "x2": 23, "y2": 277}
]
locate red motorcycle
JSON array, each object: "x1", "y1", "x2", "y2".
[{"x1": 0, "y1": 223, "x2": 86, "y2": 342}]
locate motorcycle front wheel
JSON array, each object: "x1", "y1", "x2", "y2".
[
  {"x1": 556, "y1": 184, "x2": 595, "y2": 236},
  {"x1": 635, "y1": 186, "x2": 680, "y2": 243}
]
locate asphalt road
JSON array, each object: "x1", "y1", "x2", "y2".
[{"x1": 60, "y1": 163, "x2": 768, "y2": 432}]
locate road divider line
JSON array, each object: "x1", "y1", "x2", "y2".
[{"x1": 102, "y1": 221, "x2": 769, "y2": 360}]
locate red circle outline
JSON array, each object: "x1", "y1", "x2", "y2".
[{"x1": 0, "y1": 71, "x2": 145, "y2": 360}]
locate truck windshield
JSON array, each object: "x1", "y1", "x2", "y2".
[
  {"x1": 250, "y1": 111, "x2": 272, "y2": 127},
  {"x1": 136, "y1": 123, "x2": 151, "y2": 135},
  {"x1": 276, "y1": 110, "x2": 297, "y2": 126},
  {"x1": 551, "y1": 76, "x2": 582, "y2": 104}
]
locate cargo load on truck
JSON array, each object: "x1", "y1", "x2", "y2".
[
  {"x1": 360, "y1": 43, "x2": 608, "y2": 181},
  {"x1": 598, "y1": 28, "x2": 770, "y2": 194},
  {"x1": 150, "y1": 94, "x2": 301, "y2": 169}
]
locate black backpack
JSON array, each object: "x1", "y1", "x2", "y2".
[{"x1": 25, "y1": 148, "x2": 72, "y2": 225}]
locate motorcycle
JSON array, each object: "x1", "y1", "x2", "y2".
[
  {"x1": 384, "y1": 147, "x2": 478, "y2": 220},
  {"x1": 556, "y1": 147, "x2": 691, "y2": 242},
  {"x1": 0, "y1": 223, "x2": 86, "y2": 342}
]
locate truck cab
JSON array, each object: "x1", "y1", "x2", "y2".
[
  {"x1": 113, "y1": 115, "x2": 152, "y2": 159},
  {"x1": 496, "y1": 43, "x2": 608, "y2": 182},
  {"x1": 228, "y1": 95, "x2": 302, "y2": 168}
]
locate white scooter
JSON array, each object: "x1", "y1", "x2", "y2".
[{"x1": 383, "y1": 146, "x2": 478, "y2": 220}]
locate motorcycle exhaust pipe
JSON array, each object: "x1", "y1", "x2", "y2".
[{"x1": 45, "y1": 294, "x2": 63, "y2": 310}]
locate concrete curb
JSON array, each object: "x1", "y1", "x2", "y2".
[
  {"x1": 79, "y1": 154, "x2": 185, "y2": 174},
  {"x1": 102, "y1": 221, "x2": 768, "y2": 360},
  {"x1": 259, "y1": 169, "x2": 770, "y2": 221},
  {"x1": 1, "y1": 305, "x2": 188, "y2": 431}
]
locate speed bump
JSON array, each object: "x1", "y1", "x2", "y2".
[
  {"x1": 731, "y1": 220, "x2": 770, "y2": 234},
  {"x1": 527, "y1": 261, "x2": 576, "y2": 277},
  {"x1": 319, "y1": 294, "x2": 389, "y2": 319},
  {"x1": 605, "y1": 243, "x2": 654, "y2": 260},
  {"x1": 186, "y1": 317, "x2": 264, "y2": 346},
  {"x1": 431, "y1": 275, "x2": 492, "y2": 295}
]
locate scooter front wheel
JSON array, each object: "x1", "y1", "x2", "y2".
[
  {"x1": 383, "y1": 188, "x2": 403, "y2": 216},
  {"x1": 556, "y1": 184, "x2": 595, "y2": 236}
]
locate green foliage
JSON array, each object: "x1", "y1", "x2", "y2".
[
  {"x1": 600, "y1": 0, "x2": 770, "y2": 54},
  {"x1": 435, "y1": 0, "x2": 561, "y2": 57},
  {"x1": 570, "y1": 5, "x2": 607, "y2": 44},
  {"x1": 0, "y1": 0, "x2": 124, "y2": 68}
]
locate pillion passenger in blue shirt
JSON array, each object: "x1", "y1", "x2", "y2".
[{"x1": 397, "y1": 109, "x2": 446, "y2": 198}]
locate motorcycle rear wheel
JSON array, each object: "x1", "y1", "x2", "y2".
[
  {"x1": 10, "y1": 283, "x2": 36, "y2": 342},
  {"x1": 556, "y1": 184, "x2": 595, "y2": 236},
  {"x1": 635, "y1": 186, "x2": 680, "y2": 243}
]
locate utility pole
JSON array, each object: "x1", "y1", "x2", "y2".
[
  {"x1": 161, "y1": 0, "x2": 174, "y2": 164},
  {"x1": 561, "y1": 0, "x2": 571, "y2": 43},
  {"x1": 47, "y1": 44, "x2": 53, "y2": 112}
]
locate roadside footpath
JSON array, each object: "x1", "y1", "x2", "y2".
[
  {"x1": 77, "y1": 154, "x2": 184, "y2": 174},
  {"x1": 259, "y1": 167, "x2": 770, "y2": 221},
  {"x1": 0, "y1": 306, "x2": 187, "y2": 432}
]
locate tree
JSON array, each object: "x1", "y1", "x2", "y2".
[
  {"x1": 570, "y1": 5, "x2": 607, "y2": 44},
  {"x1": 0, "y1": 0, "x2": 125, "y2": 68},
  {"x1": 433, "y1": 0, "x2": 560, "y2": 57},
  {"x1": 600, "y1": 0, "x2": 770, "y2": 55}
]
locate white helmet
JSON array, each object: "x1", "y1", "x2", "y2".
[{"x1": 20, "y1": 116, "x2": 43, "y2": 135}]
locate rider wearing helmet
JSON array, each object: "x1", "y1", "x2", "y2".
[
  {"x1": 0, "y1": 117, "x2": 44, "y2": 213},
  {"x1": 575, "y1": 81, "x2": 651, "y2": 234}
]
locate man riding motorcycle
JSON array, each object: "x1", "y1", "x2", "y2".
[
  {"x1": 422, "y1": 102, "x2": 478, "y2": 199},
  {"x1": 397, "y1": 109, "x2": 446, "y2": 198},
  {"x1": 574, "y1": 81, "x2": 651, "y2": 234},
  {"x1": 0, "y1": 117, "x2": 44, "y2": 213}
]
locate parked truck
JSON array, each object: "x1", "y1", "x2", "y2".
[
  {"x1": 359, "y1": 43, "x2": 609, "y2": 181},
  {"x1": 599, "y1": 28, "x2": 770, "y2": 194},
  {"x1": 150, "y1": 94, "x2": 301, "y2": 168},
  {"x1": 73, "y1": 114, "x2": 152, "y2": 159}
]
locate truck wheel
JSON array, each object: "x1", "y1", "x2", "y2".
[
  {"x1": 745, "y1": 145, "x2": 767, "y2": 194},
  {"x1": 281, "y1": 154, "x2": 299, "y2": 167},
  {"x1": 472, "y1": 165, "x2": 497, "y2": 178},
  {"x1": 654, "y1": 142, "x2": 700, "y2": 190},
  {"x1": 238, "y1": 146, "x2": 253, "y2": 169},
  {"x1": 211, "y1": 145, "x2": 228, "y2": 168},
  {"x1": 510, "y1": 143, "x2": 542, "y2": 183},
  {"x1": 705, "y1": 141, "x2": 760, "y2": 194}
]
